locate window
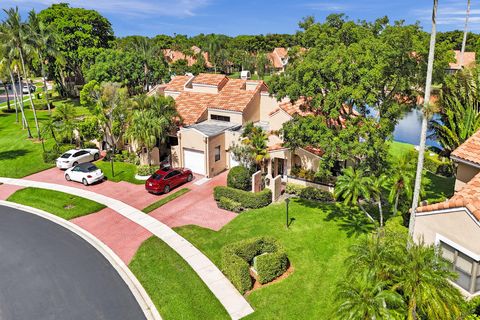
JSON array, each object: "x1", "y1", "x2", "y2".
[
  {"x1": 439, "y1": 241, "x2": 480, "y2": 293},
  {"x1": 211, "y1": 114, "x2": 230, "y2": 122},
  {"x1": 215, "y1": 146, "x2": 221, "y2": 162}
]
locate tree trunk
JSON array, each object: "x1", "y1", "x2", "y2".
[
  {"x1": 394, "y1": 191, "x2": 400, "y2": 215},
  {"x1": 3, "y1": 82, "x2": 11, "y2": 111},
  {"x1": 14, "y1": 69, "x2": 32, "y2": 137},
  {"x1": 19, "y1": 50, "x2": 41, "y2": 140},
  {"x1": 409, "y1": 0, "x2": 438, "y2": 237},
  {"x1": 9, "y1": 71, "x2": 19, "y2": 123},
  {"x1": 358, "y1": 201, "x2": 376, "y2": 223},
  {"x1": 460, "y1": 0, "x2": 471, "y2": 67},
  {"x1": 377, "y1": 200, "x2": 384, "y2": 227},
  {"x1": 39, "y1": 53, "x2": 51, "y2": 114}
]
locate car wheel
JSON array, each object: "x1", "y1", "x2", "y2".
[
  {"x1": 163, "y1": 185, "x2": 170, "y2": 194},
  {"x1": 187, "y1": 174, "x2": 193, "y2": 182},
  {"x1": 65, "y1": 174, "x2": 71, "y2": 181},
  {"x1": 93, "y1": 153, "x2": 99, "y2": 161},
  {"x1": 82, "y1": 178, "x2": 88, "y2": 186},
  {"x1": 73, "y1": 161, "x2": 78, "y2": 167}
]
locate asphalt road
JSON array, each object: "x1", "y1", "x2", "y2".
[{"x1": 0, "y1": 205, "x2": 146, "y2": 320}]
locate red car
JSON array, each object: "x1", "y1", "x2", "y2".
[{"x1": 145, "y1": 168, "x2": 193, "y2": 194}]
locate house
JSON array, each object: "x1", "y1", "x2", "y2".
[
  {"x1": 268, "y1": 47, "x2": 289, "y2": 73},
  {"x1": 446, "y1": 50, "x2": 476, "y2": 74},
  {"x1": 159, "y1": 73, "x2": 322, "y2": 179},
  {"x1": 413, "y1": 129, "x2": 480, "y2": 297},
  {"x1": 162, "y1": 46, "x2": 212, "y2": 68}
]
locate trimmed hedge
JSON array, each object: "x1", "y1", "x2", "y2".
[
  {"x1": 218, "y1": 196, "x2": 242, "y2": 213},
  {"x1": 214, "y1": 186, "x2": 271, "y2": 209},
  {"x1": 137, "y1": 165, "x2": 158, "y2": 176},
  {"x1": 285, "y1": 183, "x2": 334, "y2": 202},
  {"x1": 221, "y1": 237, "x2": 288, "y2": 293},
  {"x1": 227, "y1": 166, "x2": 251, "y2": 191}
]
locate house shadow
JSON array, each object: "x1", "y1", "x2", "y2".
[{"x1": 0, "y1": 149, "x2": 29, "y2": 161}]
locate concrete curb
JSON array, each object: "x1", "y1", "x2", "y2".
[
  {"x1": 0, "y1": 200, "x2": 162, "y2": 320},
  {"x1": 0, "y1": 178, "x2": 254, "y2": 320}
]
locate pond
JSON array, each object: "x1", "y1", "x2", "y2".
[{"x1": 393, "y1": 108, "x2": 441, "y2": 149}]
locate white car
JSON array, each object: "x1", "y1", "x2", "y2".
[
  {"x1": 64, "y1": 163, "x2": 104, "y2": 186},
  {"x1": 22, "y1": 84, "x2": 35, "y2": 94},
  {"x1": 56, "y1": 148, "x2": 100, "y2": 169}
]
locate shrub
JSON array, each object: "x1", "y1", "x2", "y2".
[
  {"x1": 35, "y1": 100, "x2": 55, "y2": 110},
  {"x1": 424, "y1": 155, "x2": 442, "y2": 173},
  {"x1": 436, "y1": 163, "x2": 454, "y2": 177},
  {"x1": 221, "y1": 237, "x2": 288, "y2": 293},
  {"x1": 227, "y1": 166, "x2": 251, "y2": 191},
  {"x1": 299, "y1": 186, "x2": 334, "y2": 202},
  {"x1": 136, "y1": 165, "x2": 157, "y2": 176},
  {"x1": 42, "y1": 144, "x2": 75, "y2": 163},
  {"x1": 218, "y1": 196, "x2": 242, "y2": 213},
  {"x1": 385, "y1": 216, "x2": 408, "y2": 235},
  {"x1": 214, "y1": 186, "x2": 271, "y2": 209},
  {"x1": 82, "y1": 141, "x2": 98, "y2": 149},
  {"x1": 285, "y1": 183, "x2": 305, "y2": 195}
]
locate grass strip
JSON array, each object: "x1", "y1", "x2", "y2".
[{"x1": 142, "y1": 188, "x2": 190, "y2": 213}]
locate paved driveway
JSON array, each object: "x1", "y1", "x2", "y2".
[
  {"x1": 26, "y1": 167, "x2": 237, "y2": 231},
  {"x1": 0, "y1": 205, "x2": 146, "y2": 320}
]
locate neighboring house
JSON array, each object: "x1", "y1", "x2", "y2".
[
  {"x1": 162, "y1": 46, "x2": 212, "y2": 68},
  {"x1": 413, "y1": 129, "x2": 480, "y2": 297},
  {"x1": 446, "y1": 50, "x2": 476, "y2": 74},
  {"x1": 268, "y1": 47, "x2": 289, "y2": 73},
  {"x1": 159, "y1": 73, "x2": 322, "y2": 179}
]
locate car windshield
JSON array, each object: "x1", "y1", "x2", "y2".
[
  {"x1": 60, "y1": 153, "x2": 71, "y2": 159},
  {"x1": 151, "y1": 173, "x2": 163, "y2": 180}
]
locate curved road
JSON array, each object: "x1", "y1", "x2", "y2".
[{"x1": 0, "y1": 205, "x2": 146, "y2": 320}]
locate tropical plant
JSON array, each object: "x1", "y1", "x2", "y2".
[
  {"x1": 335, "y1": 167, "x2": 375, "y2": 223},
  {"x1": 241, "y1": 122, "x2": 270, "y2": 172},
  {"x1": 389, "y1": 153, "x2": 416, "y2": 215}
]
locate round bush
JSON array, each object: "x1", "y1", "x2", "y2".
[
  {"x1": 227, "y1": 166, "x2": 251, "y2": 191},
  {"x1": 136, "y1": 165, "x2": 157, "y2": 176}
]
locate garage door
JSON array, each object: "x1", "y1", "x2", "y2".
[{"x1": 184, "y1": 148, "x2": 206, "y2": 175}]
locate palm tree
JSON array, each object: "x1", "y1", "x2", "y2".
[
  {"x1": 27, "y1": 10, "x2": 57, "y2": 113},
  {"x1": 371, "y1": 174, "x2": 388, "y2": 227},
  {"x1": 430, "y1": 67, "x2": 480, "y2": 155},
  {"x1": 389, "y1": 153, "x2": 415, "y2": 215},
  {"x1": 394, "y1": 238, "x2": 464, "y2": 320},
  {"x1": 335, "y1": 167, "x2": 375, "y2": 223},
  {"x1": 241, "y1": 123, "x2": 270, "y2": 172},
  {"x1": 336, "y1": 270, "x2": 404, "y2": 320},
  {"x1": 2, "y1": 7, "x2": 41, "y2": 140},
  {"x1": 127, "y1": 110, "x2": 157, "y2": 165},
  {"x1": 409, "y1": 0, "x2": 438, "y2": 237},
  {"x1": 131, "y1": 37, "x2": 158, "y2": 92},
  {"x1": 54, "y1": 103, "x2": 77, "y2": 144}
]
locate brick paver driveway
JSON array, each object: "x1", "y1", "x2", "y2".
[{"x1": 25, "y1": 166, "x2": 236, "y2": 231}]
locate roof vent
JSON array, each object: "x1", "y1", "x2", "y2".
[{"x1": 240, "y1": 70, "x2": 251, "y2": 80}]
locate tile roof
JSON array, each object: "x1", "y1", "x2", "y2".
[
  {"x1": 417, "y1": 171, "x2": 480, "y2": 221},
  {"x1": 269, "y1": 97, "x2": 313, "y2": 117},
  {"x1": 449, "y1": 50, "x2": 476, "y2": 69},
  {"x1": 268, "y1": 47, "x2": 289, "y2": 69},
  {"x1": 451, "y1": 129, "x2": 480, "y2": 165},
  {"x1": 192, "y1": 73, "x2": 228, "y2": 87},
  {"x1": 162, "y1": 47, "x2": 212, "y2": 68},
  {"x1": 164, "y1": 74, "x2": 267, "y2": 125}
]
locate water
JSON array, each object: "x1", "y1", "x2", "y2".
[{"x1": 393, "y1": 108, "x2": 441, "y2": 149}]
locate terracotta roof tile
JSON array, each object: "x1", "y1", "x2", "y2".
[
  {"x1": 451, "y1": 129, "x2": 480, "y2": 165},
  {"x1": 268, "y1": 47, "x2": 289, "y2": 69},
  {"x1": 162, "y1": 47, "x2": 212, "y2": 67},
  {"x1": 192, "y1": 74, "x2": 228, "y2": 87},
  {"x1": 449, "y1": 50, "x2": 476, "y2": 69},
  {"x1": 165, "y1": 75, "x2": 190, "y2": 92},
  {"x1": 417, "y1": 171, "x2": 480, "y2": 221}
]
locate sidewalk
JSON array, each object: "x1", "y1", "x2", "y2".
[{"x1": 0, "y1": 177, "x2": 254, "y2": 320}]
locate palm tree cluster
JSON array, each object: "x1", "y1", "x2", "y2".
[
  {"x1": 430, "y1": 66, "x2": 480, "y2": 156},
  {"x1": 0, "y1": 7, "x2": 56, "y2": 143},
  {"x1": 336, "y1": 230, "x2": 465, "y2": 319},
  {"x1": 335, "y1": 153, "x2": 416, "y2": 227},
  {"x1": 230, "y1": 122, "x2": 270, "y2": 172}
]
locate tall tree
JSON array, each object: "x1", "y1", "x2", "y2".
[
  {"x1": 389, "y1": 153, "x2": 415, "y2": 215},
  {"x1": 459, "y1": 0, "x2": 471, "y2": 67},
  {"x1": 241, "y1": 123, "x2": 270, "y2": 172},
  {"x1": 409, "y1": 0, "x2": 438, "y2": 236}
]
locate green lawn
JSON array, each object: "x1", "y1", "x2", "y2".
[
  {"x1": 95, "y1": 161, "x2": 145, "y2": 185},
  {"x1": 142, "y1": 188, "x2": 190, "y2": 213},
  {"x1": 7, "y1": 187, "x2": 105, "y2": 220},
  {"x1": 129, "y1": 237, "x2": 229, "y2": 320},
  {"x1": 389, "y1": 141, "x2": 415, "y2": 158},
  {"x1": 174, "y1": 199, "x2": 364, "y2": 319}
]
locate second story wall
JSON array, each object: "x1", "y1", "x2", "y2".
[
  {"x1": 243, "y1": 91, "x2": 261, "y2": 124},
  {"x1": 259, "y1": 93, "x2": 282, "y2": 122}
]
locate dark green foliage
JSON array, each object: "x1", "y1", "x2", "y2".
[
  {"x1": 227, "y1": 166, "x2": 251, "y2": 191},
  {"x1": 299, "y1": 186, "x2": 334, "y2": 202},
  {"x1": 218, "y1": 196, "x2": 242, "y2": 213},
  {"x1": 136, "y1": 165, "x2": 157, "y2": 176},
  {"x1": 42, "y1": 144, "x2": 75, "y2": 163},
  {"x1": 214, "y1": 186, "x2": 271, "y2": 209},
  {"x1": 221, "y1": 237, "x2": 288, "y2": 293}
]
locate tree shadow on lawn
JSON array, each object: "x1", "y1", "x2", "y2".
[
  {"x1": 296, "y1": 199, "x2": 375, "y2": 237},
  {"x1": 0, "y1": 149, "x2": 30, "y2": 161}
]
